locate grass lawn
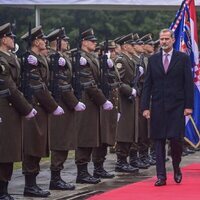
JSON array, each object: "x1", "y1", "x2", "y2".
[{"x1": 14, "y1": 150, "x2": 75, "y2": 170}]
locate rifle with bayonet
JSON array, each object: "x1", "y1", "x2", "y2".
[
  {"x1": 100, "y1": 39, "x2": 111, "y2": 99},
  {"x1": 71, "y1": 32, "x2": 82, "y2": 100},
  {"x1": 48, "y1": 36, "x2": 63, "y2": 102},
  {"x1": 20, "y1": 23, "x2": 34, "y2": 102}
]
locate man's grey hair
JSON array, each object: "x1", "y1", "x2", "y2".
[{"x1": 159, "y1": 29, "x2": 175, "y2": 39}]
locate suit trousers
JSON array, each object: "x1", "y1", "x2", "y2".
[
  {"x1": 92, "y1": 144, "x2": 108, "y2": 163},
  {"x1": 50, "y1": 150, "x2": 68, "y2": 171},
  {"x1": 75, "y1": 147, "x2": 93, "y2": 165},
  {"x1": 0, "y1": 163, "x2": 13, "y2": 181},
  {"x1": 22, "y1": 155, "x2": 41, "y2": 175},
  {"x1": 155, "y1": 138, "x2": 182, "y2": 180}
]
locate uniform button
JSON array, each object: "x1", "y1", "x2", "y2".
[
  {"x1": 115, "y1": 106, "x2": 118, "y2": 109},
  {"x1": 37, "y1": 103, "x2": 40, "y2": 106},
  {"x1": 9, "y1": 103, "x2": 12, "y2": 106}
]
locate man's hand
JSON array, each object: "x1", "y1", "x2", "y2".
[
  {"x1": 143, "y1": 110, "x2": 150, "y2": 119},
  {"x1": 184, "y1": 108, "x2": 193, "y2": 116}
]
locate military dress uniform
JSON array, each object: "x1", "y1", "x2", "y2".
[
  {"x1": 138, "y1": 34, "x2": 157, "y2": 166},
  {"x1": 75, "y1": 28, "x2": 113, "y2": 184},
  {"x1": 46, "y1": 28, "x2": 81, "y2": 191},
  {"x1": 92, "y1": 40, "x2": 120, "y2": 179},
  {"x1": 129, "y1": 51, "x2": 150, "y2": 169},
  {"x1": 0, "y1": 23, "x2": 33, "y2": 200},
  {"x1": 21, "y1": 26, "x2": 59, "y2": 198},
  {"x1": 115, "y1": 33, "x2": 139, "y2": 173}
]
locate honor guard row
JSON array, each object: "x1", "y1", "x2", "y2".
[{"x1": 0, "y1": 22, "x2": 159, "y2": 199}]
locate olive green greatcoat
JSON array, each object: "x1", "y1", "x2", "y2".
[
  {"x1": 22, "y1": 50, "x2": 58, "y2": 158},
  {"x1": 48, "y1": 49, "x2": 79, "y2": 150},
  {"x1": 0, "y1": 51, "x2": 32, "y2": 162},
  {"x1": 76, "y1": 50, "x2": 107, "y2": 147},
  {"x1": 115, "y1": 52, "x2": 136, "y2": 143},
  {"x1": 100, "y1": 64, "x2": 120, "y2": 146},
  {"x1": 132, "y1": 54, "x2": 148, "y2": 141}
]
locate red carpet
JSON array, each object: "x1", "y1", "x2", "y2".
[{"x1": 88, "y1": 163, "x2": 200, "y2": 200}]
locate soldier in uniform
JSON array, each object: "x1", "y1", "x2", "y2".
[
  {"x1": 21, "y1": 26, "x2": 64, "y2": 197},
  {"x1": 129, "y1": 34, "x2": 150, "y2": 169},
  {"x1": 92, "y1": 40, "x2": 120, "y2": 179},
  {"x1": 75, "y1": 28, "x2": 113, "y2": 184},
  {"x1": 115, "y1": 33, "x2": 139, "y2": 173},
  {"x1": 139, "y1": 34, "x2": 157, "y2": 166},
  {"x1": 0, "y1": 23, "x2": 36, "y2": 200},
  {"x1": 46, "y1": 28, "x2": 86, "y2": 190}
]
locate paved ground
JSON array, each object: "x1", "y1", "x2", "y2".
[{"x1": 9, "y1": 150, "x2": 200, "y2": 200}]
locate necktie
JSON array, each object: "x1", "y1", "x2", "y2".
[{"x1": 163, "y1": 54, "x2": 169, "y2": 73}]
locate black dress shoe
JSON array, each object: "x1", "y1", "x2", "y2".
[
  {"x1": 174, "y1": 170, "x2": 182, "y2": 183},
  {"x1": 24, "y1": 185, "x2": 50, "y2": 197},
  {"x1": 49, "y1": 179, "x2": 75, "y2": 190},
  {"x1": 154, "y1": 179, "x2": 166, "y2": 186}
]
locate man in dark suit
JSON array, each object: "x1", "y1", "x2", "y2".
[{"x1": 141, "y1": 29, "x2": 194, "y2": 186}]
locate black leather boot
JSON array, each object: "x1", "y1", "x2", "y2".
[
  {"x1": 93, "y1": 162, "x2": 115, "y2": 179},
  {"x1": 129, "y1": 150, "x2": 149, "y2": 169},
  {"x1": 115, "y1": 156, "x2": 139, "y2": 173},
  {"x1": 0, "y1": 181, "x2": 14, "y2": 200},
  {"x1": 49, "y1": 171, "x2": 75, "y2": 190},
  {"x1": 139, "y1": 150, "x2": 151, "y2": 167},
  {"x1": 76, "y1": 164, "x2": 101, "y2": 184},
  {"x1": 24, "y1": 174, "x2": 50, "y2": 197}
]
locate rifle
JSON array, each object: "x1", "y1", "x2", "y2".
[
  {"x1": 20, "y1": 22, "x2": 34, "y2": 102},
  {"x1": 49, "y1": 37, "x2": 62, "y2": 102},
  {"x1": 71, "y1": 32, "x2": 82, "y2": 100},
  {"x1": 129, "y1": 54, "x2": 144, "y2": 100},
  {"x1": 20, "y1": 23, "x2": 44, "y2": 102},
  {"x1": 100, "y1": 39, "x2": 111, "y2": 99}
]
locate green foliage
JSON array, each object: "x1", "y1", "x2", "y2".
[{"x1": 0, "y1": 6, "x2": 199, "y2": 48}]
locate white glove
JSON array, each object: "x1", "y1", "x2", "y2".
[
  {"x1": 117, "y1": 112, "x2": 121, "y2": 122},
  {"x1": 53, "y1": 106, "x2": 65, "y2": 116},
  {"x1": 103, "y1": 100, "x2": 113, "y2": 110},
  {"x1": 131, "y1": 88, "x2": 137, "y2": 97},
  {"x1": 106, "y1": 51, "x2": 111, "y2": 59},
  {"x1": 74, "y1": 102, "x2": 86, "y2": 111},
  {"x1": 80, "y1": 57, "x2": 87, "y2": 66},
  {"x1": 58, "y1": 57, "x2": 66, "y2": 67},
  {"x1": 27, "y1": 55, "x2": 38, "y2": 66},
  {"x1": 107, "y1": 58, "x2": 114, "y2": 68},
  {"x1": 139, "y1": 66, "x2": 144, "y2": 76},
  {"x1": 25, "y1": 108, "x2": 37, "y2": 119}
]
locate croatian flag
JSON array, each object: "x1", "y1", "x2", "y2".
[{"x1": 170, "y1": 0, "x2": 200, "y2": 147}]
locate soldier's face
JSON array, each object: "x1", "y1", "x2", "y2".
[
  {"x1": 133, "y1": 44, "x2": 144, "y2": 53},
  {"x1": 87, "y1": 40, "x2": 97, "y2": 51},
  {"x1": 109, "y1": 49, "x2": 116, "y2": 59},
  {"x1": 159, "y1": 31, "x2": 175, "y2": 52},
  {"x1": 37, "y1": 38, "x2": 46, "y2": 51},
  {"x1": 4, "y1": 36, "x2": 15, "y2": 50},
  {"x1": 61, "y1": 39, "x2": 68, "y2": 51},
  {"x1": 115, "y1": 44, "x2": 121, "y2": 55},
  {"x1": 144, "y1": 44, "x2": 154, "y2": 53}
]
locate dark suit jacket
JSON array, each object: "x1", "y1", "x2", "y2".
[{"x1": 141, "y1": 49, "x2": 194, "y2": 139}]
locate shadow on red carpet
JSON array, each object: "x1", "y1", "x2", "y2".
[{"x1": 87, "y1": 163, "x2": 200, "y2": 200}]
